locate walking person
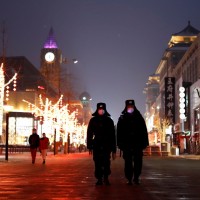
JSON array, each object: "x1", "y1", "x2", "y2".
[
  {"x1": 117, "y1": 100, "x2": 149, "y2": 185},
  {"x1": 29, "y1": 128, "x2": 40, "y2": 164},
  {"x1": 87, "y1": 102, "x2": 116, "y2": 186},
  {"x1": 39, "y1": 133, "x2": 50, "y2": 164}
]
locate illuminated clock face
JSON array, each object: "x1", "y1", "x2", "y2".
[{"x1": 45, "y1": 52, "x2": 55, "y2": 62}]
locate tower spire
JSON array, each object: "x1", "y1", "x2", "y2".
[{"x1": 43, "y1": 27, "x2": 58, "y2": 49}]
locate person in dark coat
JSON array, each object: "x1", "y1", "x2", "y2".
[
  {"x1": 117, "y1": 99, "x2": 149, "y2": 185},
  {"x1": 29, "y1": 128, "x2": 40, "y2": 164},
  {"x1": 87, "y1": 102, "x2": 116, "y2": 186}
]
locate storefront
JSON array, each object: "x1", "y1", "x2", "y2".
[
  {"x1": 4, "y1": 112, "x2": 34, "y2": 145},
  {"x1": 173, "y1": 122, "x2": 191, "y2": 154},
  {"x1": 190, "y1": 81, "x2": 200, "y2": 154}
]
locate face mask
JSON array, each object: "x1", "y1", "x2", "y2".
[
  {"x1": 127, "y1": 107, "x2": 134, "y2": 113},
  {"x1": 98, "y1": 109, "x2": 105, "y2": 115}
]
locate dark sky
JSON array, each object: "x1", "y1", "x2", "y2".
[{"x1": 1, "y1": 0, "x2": 200, "y2": 124}]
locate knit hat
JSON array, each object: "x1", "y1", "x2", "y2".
[{"x1": 92, "y1": 102, "x2": 111, "y2": 116}]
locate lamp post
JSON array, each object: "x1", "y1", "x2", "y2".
[
  {"x1": 53, "y1": 118, "x2": 57, "y2": 155},
  {"x1": 5, "y1": 112, "x2": 9, "y2": 160},
  {"x1": 38, "y1": 116, "x2": 44, "y2": 137},
  {"x1": 54, "y1": 127, "x2": 56, "y2": 155},
  {"x1": 59, "y1": 58, "x2": 78, "y2": 101},
  {"x1": 3, "y1": 105, "x2": 13, "y2": 161},
  {"x1": 62, "y1": 58, "x2": 78, "y2": 65},
  {"x1": 67, "y1": 133, "x2": 70, "y2": 154}
]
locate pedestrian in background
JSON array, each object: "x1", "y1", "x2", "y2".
[
  {"x1": 39, "y1": 133, "x2": 50, "y2": 164},
  {"x1": 29, "y1": 128, "x2": 40, "y2": 164},
  {"x1": 87, "y1": 102, "x2": 116, "y2": 186},
  {"x1": 117, "y1": 100, "x2": 149, "y2": 185}
]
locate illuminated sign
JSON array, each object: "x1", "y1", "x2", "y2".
[
  {"x1": 179, "y1": 87, "x2": 186, "y2": 120},
  {"x1": 165, "y1": 77, "x2": 175, "y2": 124}
]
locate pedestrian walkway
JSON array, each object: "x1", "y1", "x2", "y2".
[
  {"x1": 0, "y1": 152, "x2": 200, "y2": 200},
  {"x1": 0, "y1": 152, "x2": 155, "y2": 200},
  {"x1": 170, "y1": 154, "x2": 200, "y2": 160}
]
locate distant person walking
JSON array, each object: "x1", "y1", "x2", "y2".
[
  {"x1": 117, "y1": 100, "x2": 149, "y2": 185},
  {"x1": 29, "y1": 128, "x2": 40, "y2": 164},
  {"x1": 39, "y1": 133, "x2": 50, "y2": 164},
  {"x1": 87, "y1": 103, "x2": 116, "y2": 186}
]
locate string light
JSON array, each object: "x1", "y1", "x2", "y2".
[
  {"x1": 5, "y1": 86, "x2": 9, "y2": 101},
  {"x1": 23, "y1": 95, "x2": 87, "y2": 146},
  {"x1": 13, "y1": 76, "x2": 17, "y2": 91},
  {"x1": 0, "y1": 63, "x2": 17, "y2": 135}
]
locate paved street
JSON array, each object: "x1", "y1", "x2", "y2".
[{"x1": 0, "y1": 152, "x2": 200, "y2": 200}]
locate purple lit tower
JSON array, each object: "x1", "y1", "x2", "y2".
[
  {"x1": 40, "y1": 27, "x2": 62, "y2": 93},
  {"x1": 43, "y1": 27, "x2": 58, "y2": 49}
]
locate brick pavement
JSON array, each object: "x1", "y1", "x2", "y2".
[
  {"x1": 0, "y1": 152, "x2": 156, "y2": 200},
  {"x1": 1, "y1": 152, "x2": 200, "y2": 200}
]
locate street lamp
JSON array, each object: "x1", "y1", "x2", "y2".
[
  {"x1": 72, "y1": 59, "x2": 78, "y2": 64},
  {"x1": 37, "y1": 116, "x2": 44, "y2": 137},
  {"x1": 5, "y1": 112, "x2": 9, "y2": 160},
  {"x1": 53, "y1": 118, "x2": 57, "y2": 155},
  {"x1": 61, "y1": 58, "x2": 78, "y2": 65},
  {"x1": 59, "y1": 57, "x2": 78, "y2": 99},
  {"x1": 3, "y1": 105, "x2": 13, "y2": 161}
]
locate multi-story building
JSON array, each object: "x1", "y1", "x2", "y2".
[
  {"x1": 0, "y1": 56, "x2": 58, "y2": 144},
  {"x1": 0, "y1": 28, "x2": 91, "y2": 147},
  {"x1": 173, "y1": 33, "x2": 200, "y2": 154},
  {"x1": 145, "y1": 21, "x2": 200, "y2": 154}
]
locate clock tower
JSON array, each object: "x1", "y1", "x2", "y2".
[{"x1": 40, "y1": 27, "x2": 62, "y2": 93}]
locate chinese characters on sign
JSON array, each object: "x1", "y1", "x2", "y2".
[{"x1": 165, "y1": 77, "x2": 175, "y2": 124}]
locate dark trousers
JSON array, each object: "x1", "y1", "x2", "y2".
[
  {"x1": 123, "y1": 150, "x2": 143, "y2": 180},
  {"x1": 30, "y1": 148, "x2": 37, "y2": 162},
  {"x1": 93, "y1": 151, "x2": 111, "y2": 180}
]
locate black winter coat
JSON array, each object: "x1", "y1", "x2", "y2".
[
  {"x1": 29, "y1": 133, "x2": 40, "y2": 149},
  {"x1": 117, "y1": 109, "x2": 149, "y2": 151},
  {"x1": 87, "y1": 115, "x2": 116, "y2": 153}
]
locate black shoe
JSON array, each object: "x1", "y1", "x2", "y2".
[
  {"x1": 32, "y1": 160, "x2": 35, "y2": 164},
  {"x1": 104, "y1": 178, "x2": 110, "y2": 185},
  {"x1": 133, "y1": 178, "x2": 140, "y2": 185},
  {"x1": 43, "y1": 160, "x2": 45, "y2": 164},
  {"x1": 127, "y1": 179, "x2": 132, "y2": 185},
  {"x1": 96, "y1": 179, "x2": 103, "y2": 186}
]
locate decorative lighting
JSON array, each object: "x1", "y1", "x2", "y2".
[
  {"x1": 179, "y1": 86, "x2": 186, "y2": 120},
  {"x1": 23, "y1": 95, "x2": 87, "y2": 146},
  {"x1": 13, "y1": 76, "x2": 17, "y2": 91},
  {"x1": 0, "y1": 63, "x2": 17, "y2": 135}
]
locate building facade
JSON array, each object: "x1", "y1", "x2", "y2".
[{"x1": 145, "y1": 21, "x2": 200, "y2": 154}]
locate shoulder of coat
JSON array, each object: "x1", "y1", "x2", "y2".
[{"x1": 119, "y1": 115, "x2": 124, "y2": 120}]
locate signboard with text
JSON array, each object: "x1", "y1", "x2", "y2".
[{"x1": 165, "y1": 77, "x2": 175, "y2": 124}]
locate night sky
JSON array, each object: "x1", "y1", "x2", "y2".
[{"x1": 1, "y1": 0, "x2": 200, "y2": 124}]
